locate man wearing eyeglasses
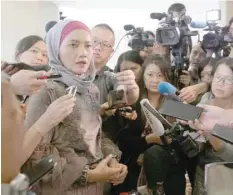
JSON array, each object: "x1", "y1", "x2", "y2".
[{"x1": 91, "y1": 24, "x2": 139, "y2": 105}]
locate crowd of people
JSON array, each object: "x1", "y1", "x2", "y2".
[{"x1": 1, "y1": 6, "x2": 233, "y2": 195}]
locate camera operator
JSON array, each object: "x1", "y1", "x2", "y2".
[
  {"x1": 91, "y1": 24, "x2": 139, "y2": 105},
  {"x1": 184, "y1": 57, "x2": 233, "y2": 195},
  {"x1": 229, "y1": 17, "x2": 233, "y2": 58}
]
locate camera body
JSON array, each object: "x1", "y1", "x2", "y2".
[
  {"x1": 165, "y1": 122, "x2": 200, "y2": 158},
  {"x1": 154, "y1": 13, "x2": 193, "y2": 47},
  {"x1": 202, "y1": 25, "x2": 233, "y2": 56},
  {"x1": 124, "y1": 25, "x2": 154, "y2": 51},
  {"x1": 150, "y1": 7, "x2": 196, "y2": 89},
  {"x1": 198, "y1": 10, "x2": 233, "y2": 57}
]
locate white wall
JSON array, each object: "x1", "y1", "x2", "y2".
[
  {"x1": 219, "y1": 0, "x2": 233, "y2": 26},
  {"x1": 1, "y1": 1, "x2": 59, "y2": 62}
]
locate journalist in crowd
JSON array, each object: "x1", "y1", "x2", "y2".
[
  {"x1": 2, "y1": 35, "x2": 48, "y2": 76},
  {"x1": 91, "y1": 24, "x2": 139, "y2": 105},
  {"x1": 185, "y1": 57, "x2": 233, "y2": 195}
]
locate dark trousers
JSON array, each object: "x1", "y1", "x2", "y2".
[
  {"x1": 143, "y1": 145, "x2": 186, "y2": 195},
  {"x1": 111, "y1": 154, "x2": 141, "y2": 194}
]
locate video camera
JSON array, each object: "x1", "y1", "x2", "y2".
[
  {"x1": 150, "y1": 3, "x2": 198, "y2": 89},
  {"x1": 191, "y1": 10, "x2": 233, "y2": 57},
  {"x1": 123, "y1": 24, "x2": 155, "y2": 51}
]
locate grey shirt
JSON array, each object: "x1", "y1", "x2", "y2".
[{"x1": 93, "y1": 66, "x2": 117, "y2": 104}]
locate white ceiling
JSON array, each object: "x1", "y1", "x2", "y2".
[{"x1": 53, "y1": 0, "x2": 219, "y2": 10}]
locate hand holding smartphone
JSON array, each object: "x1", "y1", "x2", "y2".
[{"x1": 159, "y1": 99, "x2": 203, "y2": 121}]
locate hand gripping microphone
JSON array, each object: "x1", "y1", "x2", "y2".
[
  {"x1": 158, "y1": 82, "x2": 182, "y2": 102},
  {"x1": 140, "y1": 99, "x2": 179, "y2": 162},
  {"x1": 140, "y1": 99, "x2": 168, "y2": 136}
]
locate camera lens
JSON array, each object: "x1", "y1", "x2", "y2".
[{"x1": 165, "y1": 30, "x2": 176, "y2": 39}]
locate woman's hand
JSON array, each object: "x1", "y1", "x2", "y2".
[
  {"x1": 35, "y1": 94, "x2": 76, "y2": 134},
  {"x1": 179, "y1": 85, "x2": 200, "y2": 103},
  {"x1": 119, "y1": 106, "x2": 137, "y2": 120},
  {"x1": 116, "y1": 70, "x2": 139, "y2": 105},
  {"x1": 100, "y1": 102, "x2": 116, "y2": 116},
  {"x1": 87, "y1": 155, "x2": 122, "y2": 183},
  {"x1": 182, "y1": 105, "x2": 226, "y2": 135},
  {"x1": 108, "y1": 158, "x2": 128, "y2": 186},
  {"x1": 10, "y1": 70, "x2": 49, "y2": 95},
  {"x1": 1, "y1": 61, "x2": 19, "y2": 75}
]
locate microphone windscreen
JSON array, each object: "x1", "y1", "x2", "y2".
[
  {"x1": 150, "y1": 13, "x2": 166, "y2": 20},
  {"x1": 124, "y1": 24, "x2": 134, "y2": 31},
  {"x1": 158, "y1": 82, "x2": 177, "y2": 95}
]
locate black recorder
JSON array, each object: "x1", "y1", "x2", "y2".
[
  {"x1": 107, "y1": 89, "x2": 128, "y2": 110},
  {"x1": 23, "y1": 155, "x2": 57, "y2": 187},
  {"x1": 211, "y1": 124, "x2": 233, "y2": 145},
  {"x1": 6, "y1": 62, "x2": 50, "y2": 72}
]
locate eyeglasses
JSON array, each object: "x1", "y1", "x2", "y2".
[
  {"x1": 213, "y1": 75, "x2": 233, "y2": 85},
  {"x1": 92, "y1": 38, "x2": 112, "y2": 50}
]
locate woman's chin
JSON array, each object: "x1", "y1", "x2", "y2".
[{"x1": 74, "y1": 68, "x2": 88, "y2": 75}]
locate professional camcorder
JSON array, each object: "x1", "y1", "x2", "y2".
[
  {"x1": 150, "y1": 3, "x2": 198, "y2": 89},
  {"x1": 123, "y1": 24, "x2": 154, "y2": 51},
  {"x1": 191, "y1": 9, "x2": 233, "y2": 57}
]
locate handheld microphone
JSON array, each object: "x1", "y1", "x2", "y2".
[
  {"x1": 158, "y1": 82, "x2": 182, "y2": 102},
  {"x1": 124, "y1": 24, "x2": 135, "y2": 31},
  {"x1": 140, "y1": 99, "x2": 168, "y2": 136},
  {"x1": 190, "y1": 21, "x2": 207, "y2": 29},
  {"x1": 150, "y1": 12, "x2": 167, "y2": 20}
]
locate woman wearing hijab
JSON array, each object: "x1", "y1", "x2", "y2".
[{"x1": 22, "y1": 20, "x2": 127, "y2": 195}]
